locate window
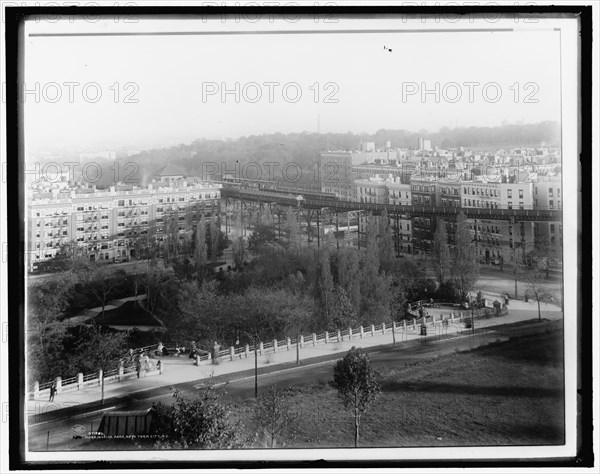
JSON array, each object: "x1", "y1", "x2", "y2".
[
  {"x1": 550, "y1": 224, "x2": 555, "y2": 233},
  {"x1": 508, "y1": 202, "x2": 513, "y2": 209},
  {"x1": 118, "y1": 200, "x2": 125, "y2": 206},
  {"x1": 549, "y1": 188, "x2": 553, "y2": 197},
  {"x1": 557, "y1": 188, "x2": 561, "y2": 197},
  {"x1": 507, "y1": 189, "x2": 512, "y2": 198},
  {"x1": 549, "y1": 200, "x2": 554, "y2": 209},
  {"x1": 519, "y1": 189, "x2": 523, "y2": 198},
  {"x1": 519, "y1": 202, "x2": 524, "y2": 210}
]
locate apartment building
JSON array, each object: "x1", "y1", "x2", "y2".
[
  {"x1": 533, "y1": 177, "x2": 563, "y2": 260},
  {"x1": 27, "y1": 176, "x2": 222, "y2": 269}
]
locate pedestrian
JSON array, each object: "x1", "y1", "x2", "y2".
[
  {"x1": 136, "y1": 360, "x2": 141, "y2": 378},
  {"x1": 175, "y1": 346, "x2": 180, "y2": 357},
  {"x1": 49, "y1": 381, "x2": 56, "y2": 402},
  {"x1": 157, "y1": 342, "x2": 164, "y2": 357},
  {"x1": 157, "y1": 360, "x2": 162, "y2": 373}
]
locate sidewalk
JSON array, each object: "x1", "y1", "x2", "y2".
[{"x1": 26, "y1": 299, "x2": 563, "y2": 417}]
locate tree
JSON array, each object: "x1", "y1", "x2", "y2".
[
  {"x1": 253, "y1": 385, "x2": 298, "y2": 448},
  {"x1": 27, "y1": 276, "x2": 74, "y2": 383},
  {"x1": 452, "y1": 213, "x2": 480, "y2": 300},
  {"x1": 248, "y1": 223, "x2": 277, "y2": 254},
  {"x1": 329, "y1": 286, "x2": 358, "y2": 330},
  {"x1": 151, "y1": 388, "x2": 239, "y2": 449},
  {"x1": 208, "y1": 218, "x2": 224, "y2": 262},
  {"x1": 194, "y1": 218, "x2": 208, "y2": 272},
  {"x1": 433, "y1": 218, "x2": 451, "y2": 285},
  {"x1": 335, "y1": 247, "x2": 361, "y2": 315},
  {"x1": 233, "y1": 236, "x2": 247, "y2": 270},
  {"x1": 88, "y1": 264, "x2": 118, "y2": 320},
  {"x1": 333, "y1": 347, "x2": 381, "y2": 447},
  {"x1": 316, "y1": 249, "x2": 335, "y2": 328},
  {"x1": 177, "y1": 279, "x2": 223, "y2": 348},
  {"x1": 71, "y1": 324, "x2": 128, "y2": 404},
  {"x1": 378, "y1": 210, "x2": 395, "y2": 272},
  {"x1": 286, "y1": 206, "x2": 299, "y2": 246},
  {"x1": 524, "y1": 267, "x2": 549, "y2": 320}
]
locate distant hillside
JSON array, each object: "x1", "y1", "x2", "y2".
[{"x1": 63, "y1": 122, "x2": 561, "y2": 188}]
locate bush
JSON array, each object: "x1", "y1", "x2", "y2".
[{"x1": 434, "y1": 280, "x2": 461, "y2": 303}]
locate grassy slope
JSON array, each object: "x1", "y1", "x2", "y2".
[{"x1": 235, "y1": 326, "x2": 564, "y2": 448}]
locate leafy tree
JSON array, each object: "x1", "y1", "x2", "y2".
[
  {"x1": 378, "y1": 210, "x2": 395, "y2": 272},
  {"x1": 88, "y1": 263, "x2": 118, "y2": 319},
  {"x1": 286, "y1": 206, "x2": 299, "y2": 246},
  {"x1": 27, "y1": 276, "x2": 74, "y2": 383},
  {"x1": 433, "y1": 218, "x2": 451, "y2": 285},
  {"x1": 233, "y1": 236, "x2": 247, "y2": 270},
  {"x1": 177, "y1": 279, "x2": 223, "y2": 348},
  {"x1": 143, "y1": 260, "x2": 175, "y2": 315},
  {"x1": 208, "y1": 218, "x2": 224, "y2": 262},
  {"x1": 452, "y1": 213, "x2": 480, "y2": 300},
  {"x1": 151, "y1": 388, "x2": 239, "y2": 449},
  {"x1": 335, "y1": 247, "x2": 361, "y2": 315},
  {"x1": 316, "y1": 249, "x2": 335, "y2": 328},
  {"x1": 333, "y1": 347, "x2": 381, "y2": 447},
  {"x1": 329, "y1": 286, "x2": 358, "y2": 330},
  {"x1": 71, "y1": 324, "x2": 128, "y2": 403},
  {"x1": 248, "y1": 223, "x2": 277, "y2": 254},
  {"x1": 253, "y1": 385, "x2": 298, "y2": 448},
  {"x1": 194, "y1": 218, "x2": 208, "y2": 272}
]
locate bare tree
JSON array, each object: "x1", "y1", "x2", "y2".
[{"x1": 253, "y1": 385, "x2": 298, "y2": 448}]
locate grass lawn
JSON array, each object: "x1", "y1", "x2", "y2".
[{"x1": 233, "y1": 325, "x2": 564, "y2": 448}]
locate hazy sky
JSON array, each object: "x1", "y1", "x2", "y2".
[{"x1": 23, "y1": 15, "x2": 563, "y2": 151}]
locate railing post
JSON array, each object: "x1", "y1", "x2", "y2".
[
  {"x1": 33, "y1": 381, "x2": 39, "y2": 400},
  {"x1": 325, "y1": 331, "x2": 329, "y2": 343},
  {"x1": 299, "y1": 335, "x2": 304, "y2": 348},
  {"x1": 273, "y1": 339, "x2": 278, "y2": 353},
  {"x1": 230, "y1": 346, "x2": 235, "y2": 361},
  {"x1": 287, "y1": 337, "x2": 291, "y2": 351},
  {"x1": 337, "y1": 329, "x2": 341, "y2": 342},
  {"x1": 97, "y1": 371, "x2": 102, "y2": 386},
  {"x1": 77, "y1": 373, "x2": 83, "y2": 390},
  {"x1": 245, "y1": 344, "x2": 250, "y2": 358},
  {"x1": 403, "y1": 320, "x2": 407, "y2": 331},
  {"x1": 118, "y1": 365, "x2": 124, "y2": 382},
  {"x1": 371, "y1": 324, "x2": 375, "y2": 336},
  {"x1": 196, "y1": 354, "x2": 200, "y2": 366},
  {"x1": 382, "y1": 322, "x2": 386, "y2": 334},
  {"x1": 312, "y1": 333, "x2": 317, "y2": 346},
  {"x1": 259, "y1": 341, "x2": 264, "y2": 354},
  {"x1": 359, "y1": 326, "x2": 364, "y2": 338},
  {"x1": 348, "y1": 327, "x2": 353, "y2": 340}
]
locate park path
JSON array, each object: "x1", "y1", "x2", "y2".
[{"x1": 26, "y1": 296, "x2": 563, "y2": 418}]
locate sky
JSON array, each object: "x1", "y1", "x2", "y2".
[{"x1": 23, "y1": 15, "x2": 564, "y2": 152}]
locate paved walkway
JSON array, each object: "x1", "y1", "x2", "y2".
[{"x1": 26, "y1": 297, "x2": 563, "y2": 417}]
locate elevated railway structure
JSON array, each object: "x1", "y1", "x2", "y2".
[{"x1": 221, "y1": 186, "x2": 562, "y2": 222}]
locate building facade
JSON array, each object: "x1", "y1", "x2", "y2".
[{"x1": 27, "y1": 176, "x2": 222, "y2": 269}]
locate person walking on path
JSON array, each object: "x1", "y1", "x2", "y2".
[
  {"x1": 136, "y1": 359, "x2": 142, "y2": 378},
  {"x1": 49, "y1": 381, "x2": 56, "y2": 402}
]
